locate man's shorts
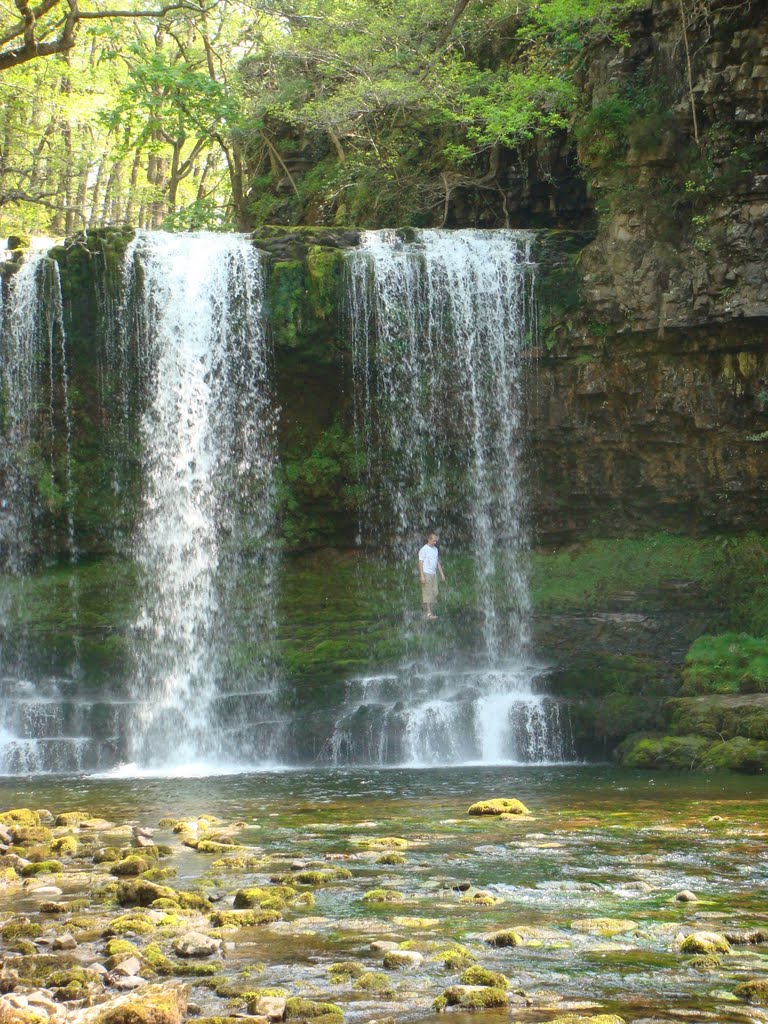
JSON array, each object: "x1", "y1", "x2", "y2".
[{"x1": 420, "y1": 573, "x2": 438, "y2": 603}]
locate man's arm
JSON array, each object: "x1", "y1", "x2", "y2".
[
  {"x1": 438, "y1": 558, "x2": 446, "y2": 583},
  {"x1": 418, "y1": 558, "x2": 425, "y2": 583}
]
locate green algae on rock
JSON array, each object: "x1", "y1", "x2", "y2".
[
  {"x1": 467, "y1": 799, "x2": 530, "y2": 816},
  {"x1": 459, "y1": 966, "x2": 510, "y2": 989},
  {"x1": 482, "y1": 929, "x2": 525, "y2": 947},
  {"x1": 734, "y1": 979, "x2": 768, "y2": 1005},
  {"x1": 679, "y1": 931, "x2": 732, "y2": 954},
  {"x1": 441, "y1": 985, "x2": 508, "y2": 1009},
  {"x1": 95, "y1": 983, "x2": 187, "y2": 1024},
  {"x1": 362, "y1": 888, "x2": 406, "y2": 903},
  {"x1": 570, "y1": 918, "x2": 638, "y2": 937}
]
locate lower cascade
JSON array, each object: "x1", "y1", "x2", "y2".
[
  {"x1": 0, "y1": 228, "x2": 573, "y2": 774},
  {"x1": 333, "y1": 229, "x2": 573, "y2": 765},
  {"x1": 119, "y1": 232, "x2": 280, "y2": 770}
]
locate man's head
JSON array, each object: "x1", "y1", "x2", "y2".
[{"x1": 427, "y1": 532, "x2": 438, "y2": 546}]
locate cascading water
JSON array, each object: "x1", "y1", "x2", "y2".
[
  {"x1": 331, "y1": 229, "x2": 573, "y2": 765},
  {"x1": 116, "y1": 232, "x2": 280, "y2": 770},
  {"x1": 0, "y1": 244, "x2": 86, "y2": 772}
]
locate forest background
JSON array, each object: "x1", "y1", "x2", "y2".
[{"x1": 0, "y1": 0, "x2": 661, "y2": 235}]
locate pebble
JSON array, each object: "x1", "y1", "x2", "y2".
[
  {"x1": 53, "y1": 932, "x2": 77, "y2": 950},
  {"x1": 111, "y1": 957, "x2": 142, "y2": 977},
  {"x1": 32, "y1": 886, "x2": 64, "y2": 897},
  {"x1": 173, "y1": 932, "x2": 222, "y2": 958},
  {"x1": 371, "y1": 940, "x2": 399, "y2": 952},
  {"x1": 676, "y1": 890, "x2": 698, "y2": 902},
  {"x1": 110, "y1": 976, "x2": 147, "y2": 990}
]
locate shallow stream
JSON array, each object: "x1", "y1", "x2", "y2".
[{"x1": 2, "y1": 766, "x2": 767, "y2": 1024}]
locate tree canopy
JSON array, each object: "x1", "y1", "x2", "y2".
[{"x1": 0, "y1": 0, "x2": 645, "y2": 234}]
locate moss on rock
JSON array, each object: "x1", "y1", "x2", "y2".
[
  {"x1": 95, "y1": 983, "x2": 187, "y2": 1024},
  {"x1": 679, "y1": 931, "x2": 731, "y2": 954},
  {"x1": 482, "y1": 929, "x2": 524, "y2": 947},
  {"x1": 616, "y1": 733, "x2": 712, "y2": 770},
  {"x1": 210, "y1": 909, "x2": 281, "y2": 927},
  {"x1": 570, "y1": 918, "x2": 638, "y2": 937},
  {"x1": 443, "y1": 985, "x2": 508, "y2": 1009},
  {"x1": 467, "y1": 798, "x2": 529, "y2": 816},
  {"x1": 459, "y1": 966, "x2": 509, "y2": 989},
  {"x1": 352, "y1": 972, "x2": 394, "y2": 996},
  {"x1": 362, "y1": 888, "x2": 405, "y2": 903},
  {"x1": 284, "y1": 997, "x2": 343, "y2": 1021},
  {"x1": 735, "y1": 979, "x2": 768, "y2": 1005}
]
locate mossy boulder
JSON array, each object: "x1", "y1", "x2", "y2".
[
  {"x1": 0, "y1": 808, "x2": 40, "y2": 827},
  {"x1": 699, "y1": 737, "x2": 768, "y2": 773},
  {"x1": 55, "y1": 811, "x2": 89, "y2": 826},
  {"x1": 432, "y1": 945, "x2": 477, "y2": 969},
  {"x1": 284, "y1": 997, "x2": 343, "y2": 1021},
  {"x1": 352, "y1": 972, "x2": 394, "y2": 996},
  {"x1": 95, "y1": 983, "x2": 187, "y2": 1024},
  {"x1": 467, "y1": 799, "x2": 529, "y2": 816},
  {"x1": 117, "y1": 880, "x2": 175, "y2": 906},
  {"x1": 51, "y1": 835, "x2": 79, "y2": 855},
  {"x1": 383, "y1": 949, "x2": 423, "y2": 969},
  {"x1": 328, "y1": 961, "x2": 366, "y2": 982},
  {"x1": 376, "y1": 852, "x2": 406, "y2": 865},
  {"x1": 210, "y1": 909, "x2": 281, "y2": 928},
  {"x1": 108, "y1": 913, "x2": 157, "y2": 935},
  {"x1": 233, "y1": 886, "x2": 285, "y2": 909},
  {"x1": 443, "y1": 985, "x2": 508, "y2": 1009},
  {"x1": 291, "y1": 867, "x2": 352, "y2": 885},
  {"x1": 459, "y1": 966, "x2": 509, "y2": 989},
  {"x1": 111, "y1": 855, "x2": 151, "y2": 877},
  {"x1": 482, "y1": 929, "x2": 524, "y2": 947},
  {"x1": 11, "y1": 825, "x2": 53, "y2": 844},
  {"x1": 679, "y1": 931, "x2": 731, "y2": 954},
  {"x1": 106, "y1": 939, "x2": 142, "y2": 958},
  {"x1": 19, "y1": 859, "x2": 62, "y2": 876},
  {"x1": 362, "y1": 888, "x2": 405, "y2": 903},
  {"x1": 353, "y1": 836, "x2": 410, "y2": 849},
  {"x1": 616, "y1": 734, "x2": 711, "y2": 770},
  {"x1": 570, "y1": 918, "x2": 638, "y2": 937},
  {"x1": 734, "y1": 979, "x2": 768, "y2": 1004}
]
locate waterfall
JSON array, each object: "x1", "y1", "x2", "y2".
[
  {"x1": 0, "y1": 247, "x2": 74, "y2": 574},
  {"x1": 117, "y1": 232, "x2": 280, "y2": 770},
  {"x1": 0, "y1": 245, "x2": 85, "y2": 773},
  {"x1": 333, "y1": 229, "x2": 572, "y2": 765}
]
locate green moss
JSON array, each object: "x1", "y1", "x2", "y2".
[
  {"x1": 117, "y1": 880, "x2": 175, "y2": 906},
  {"x1": 291, "y1": 867, "x2": 352, "y2": 885},
  {"x1": 0, "y1": 808, "x2": 40, "y2": 827},
  {"x1": 443, "y1": 986, "x2": 508, "y2": 1009},
  {"x1": 19, "y1": 860, "x2": 62, "y2": 876},
  {"x1": 51, "y1": 835, "x2": 78, "y2": 855},
  {"x1": 95, "y1": 983, "x2": 185, "y2": 1024},
  {"x1": 2, "y1": 919, "x2": 43, "y2": 940},
  {"x1": 111, "y1": 855, "x2": 150, "y2": 877},
  {"x1": 700, "y1": 737, "x2": 768, "y2": 773},
  {"x1": 233, "y1": 886, "x2": 282, "y2": 909},
  {"x1": 11, "y1": 825, "x2": 53, "y2": 844},
  {"x1": 682, "y1": 634, "x2": 768, "y2": 695},
  {"x1": 483, "y1": 929, "x2": 523, "y2": 947},
  {"x1": 616, "y1": 734, "x2": 712, "y2": 770},
  {"x1": 284, "y1": 997, "x2": 343, "y2": 1021},
  {"x1": 570, "y1": 918, "x2": 638, "y2": 937},
  {"x1": 328, "y1": 961, "x2": 366, "y2": 982},
  {"x1": 376, "y1": 852, "x2": 407, "y2": 865},
  {"x1": 735, "y1": 979, "x2": 768, "y2": 1005},
  {"x1": 467, "y1": 798, "x2": 529, "y2": 816},
  {"x1": 55, "y1": 811, "x2": 88, "y2": 826},
  {"x1": 105, "y1": 939, "x2": 141, "y2": 958},
  {"x1": 108, "y1": 913, "x2": 157, "y2": 935},
  {"x1": 431, "y1": 945, "x2": 477, "y2": 969},
  {"x1": 679, "y1": 931, "x2": 731, "y2": 954},
  {"x1": 362, "y1": 888, "x2": 405, "y2": 903},
  {"x1": 210, "y1": 909, "x2": 281, "y2": 927},
  {"x1": 459, "y1": 967, "x2": 509, "y2": 988},
  {"x1": 352, "y1": 972, "x2": 394, "y2": 995}
]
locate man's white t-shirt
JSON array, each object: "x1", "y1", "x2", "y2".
[{"x1": 418, "y1": 544, "x2": 439, "y2": 575}]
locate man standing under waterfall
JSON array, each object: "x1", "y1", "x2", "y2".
[{"x1": 418, "y1": 533, "x2": 446, "y2": 620}]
